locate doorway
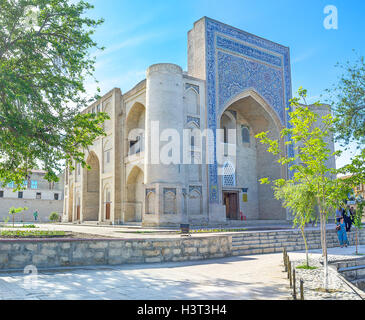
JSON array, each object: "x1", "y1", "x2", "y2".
[
  {"x1": 76, "y1": 205, "x2": 80, "y2": 221},
  {"x1": 223, "y1": 192, "x2": 239, "y2": 220},
  {"x1": 105, "y1": 202, "x2": 111, "y2": 220}
]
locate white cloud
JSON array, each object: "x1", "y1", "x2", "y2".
[
  {"x1": 92, "y1": 31, "x2": 169, "y2": 59},
  {"x1": 292, "y1": 49, "x2": 317, "y2": 64}
]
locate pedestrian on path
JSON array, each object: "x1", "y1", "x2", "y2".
[
  {"x1": 350, "y1": 207, "x2": 356, "y2": 224},
  {"x1": 33, "y1": 210, "x2": 38, "y2": 221},
  {"x1": 335, "y1": 206, "x2": 344, "y2": 223},
  {"x1": 336, "y1": 217, "x2": 349, "y2": 248},
  {"x1": 344, "y1": 205, "x2": 352, "y2": 232}
]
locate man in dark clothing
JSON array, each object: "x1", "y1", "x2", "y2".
[
  {"x1": 344, "y1": 206, "x2": 352, "y2": 232},
  {"x1": 350, "y1": 207, "x2": 356, "y2": 224}
]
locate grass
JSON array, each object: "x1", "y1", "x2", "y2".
[
  {"x1": 118, "y1": 228, "x2": 247, "y2": 234},
  {"x1": 296, "y1": 264, "x2": 318, "y2": 270},
  {"x1": 190, "y1": 228, "x2": 247, "y2": 233},
  {"x1": 314, "y1": 288, "x2": 341, "y2": 293},
  {"x1": 0, "y1": 230, "x2": 66, "y2": 238},
  {"x1": 0, "y1": 224, "x2": 37, "y2": 228},
  {"x1": 121, "y1": 230, "x2": 171, "y2": 234}
]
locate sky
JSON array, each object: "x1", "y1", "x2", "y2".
[{"x1": 85, "y1": 0, "x2": 365, "y2": 169}]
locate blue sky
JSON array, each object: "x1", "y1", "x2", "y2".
[{"x1": 85, "y1": 0, "x2": 365, "y2": 168}]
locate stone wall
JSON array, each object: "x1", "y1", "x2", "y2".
[{"x1": 0, "y1": 235, "x2": 231, "y2": 270}]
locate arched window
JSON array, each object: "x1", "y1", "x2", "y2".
[
  {"x1": 164, "y1": 191, "x2": 176, "y2": 214},
  {"x1": 185, "y1": 88, "x2": 200, "y2": 115},
  {"x1": 146, "y1": 192, "x2": 155, "y2": 214},
  {"x1": 188, "y1": 190, "x2": 202, "y2": 216},
  {"x1": 241, "y1": 125, "x2": 250, "y2": 143},
  {"x1": 223, "y1": 162, "x2": 236, "y2": 187}
]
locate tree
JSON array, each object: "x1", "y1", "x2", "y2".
[
  {"x1": 338, "y1": 149, "x2": 365, "y2": 254},
  {"x1": 0, "y1": 0, "x2": 108, "y2": 189},
  {"x1": 274, "y1": 183, "x2": 316, "y2": 268},
  {"x1": 327, "y1": 53, "x2": 365, "y2": 254},
  {"x1": 49, "y1": 211, "x2": 59, "y2": 223},
  {"x1": 255, "y1": 87, "x2": 347, "y2": 289},
  {"x1": 8, "y1": 206, "x2": 28, "y2": 227},
  {"x1": 326, "y1": 54, "x2": 365, "y2": 147}
]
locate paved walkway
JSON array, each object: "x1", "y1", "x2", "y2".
[
  {"x1": 293, "y1": 244, "x2": 365, "y2": 260},
  {"x1": 0, "y1": 254, "x2": 290, "y2": 300}
]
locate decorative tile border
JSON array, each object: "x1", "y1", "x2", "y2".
[
  {"x1": 145, "y1": 188, "x2": 155, "y2": 196},
  {"x1": 187, "y1": 116, "x2": 200, "y2": 127},
  {"x1": 163, "y1": 188, "x2": 176, "y2": 195},
  {"x1": 216, "y1": 35, "x2": 283, "y2": 68},
  {"x1": 204, "y1": 18, "x2": 293, "y2": 202},
  {"x1": 189, "y1": 185, "x2": 202, "y2": 194}
]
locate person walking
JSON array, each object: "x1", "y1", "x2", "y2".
[
  {"x1": 350, "y1": 207, "x2": 356, "y2": 224},
  {"x1": 33, "y1": 210, "x2": 38, "y2": 222},
  {"x1": 335, "y1": 206, "x2": 344, "y2": 223},
  {"x1": 344, "y1": 205, "x2": 352, "y2": 232},
  {"x1": 336, "y1": 217, "x2": 349, "y2": 248}
]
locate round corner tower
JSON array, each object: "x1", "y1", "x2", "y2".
[{"x1": 144, "y1": 63, "x2": 186, "y2": 226}]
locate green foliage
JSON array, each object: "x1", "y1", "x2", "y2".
[
  {"x1": 8, "y1": 206, "x2": 28, "y2": 227},
  {"x1": 0, "y1": 224, "x2": 37, "y2": 228},
  {"x1": 296, "y1": 265, "x2": 318, "y2": 270},
  {"x1": 274, "y1": 183, "x2": 316, "y2": 226},
  {"x1": 0, "y1": 230, "x2": 65, "y2": 237},
  {"x1": 8, "y1": 206, "x2": 28, "y2": 215},
  {"x1": 326, "y1": 53, "x2": 365, "y2": 147},
  {"x1": 49, "y1": 211, "x2": 59, "y2": 222},
  {"x1": 0, "y1": 0, "x2": 108, "y2": 189},
  {"x1": 255, "y1": 87, "x2": 347, "y2": 217},
  {"x1": 2, "y1": 216, "x2": 9, "y2": 224},
  {"x1": 189, "y1": 228, "x2": 247, "y2": 233},
  {"x1": 338, "y1": 148, "x2": 365, "y2": 229},
  {"x1": 255, "y1": 87, "x2": 351, "y2": 284},
  {"x1": 274, "y1": 183, "x2": 317, "y2": 266}
]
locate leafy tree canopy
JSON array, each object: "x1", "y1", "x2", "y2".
[
  {"x1": 0, "y1": 0, "x2": 108, "y2": 189},
  {"x1": 256, "y1": 87, "x2": 345, "y2": 217},
  {"x1": 326, "y1": 53, "x2": 365, "y2": 147},
  {"x1": 256, "y1": 87, "x2": 350, "y2": 288}
]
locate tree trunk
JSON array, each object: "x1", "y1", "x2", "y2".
[
  {"x1": 320, "y1": 211, "x2": 328, "y2": 290},
  {"x1": 301, "y1": 226, "x2": 309, "y2": 267}
]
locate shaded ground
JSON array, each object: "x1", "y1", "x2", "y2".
[{"x1": 0, "y1": 254, "x2": 290, "y2": 300}]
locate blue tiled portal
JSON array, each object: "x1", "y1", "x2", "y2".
[{"x1": 204, "y1": 18, "x2": 293, "y2": 203}]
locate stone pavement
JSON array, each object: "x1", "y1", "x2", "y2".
[
  {"x1": 287, "y1": 245, "x2": 365, "y2": 300},
  {"x1": 0, "y1": 254, "x2": 290, "y2": 300},
  {"x1": 296, "y1": 244, "x2": 365, "y2": 258}
]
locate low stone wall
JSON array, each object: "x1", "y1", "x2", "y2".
[{"x1": 0, "y1": 235, "x2": 232, "y2": 270}]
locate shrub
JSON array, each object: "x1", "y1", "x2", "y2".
[{"x1": 49, "y1": 212, "x2": 59, "y2": 223}]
